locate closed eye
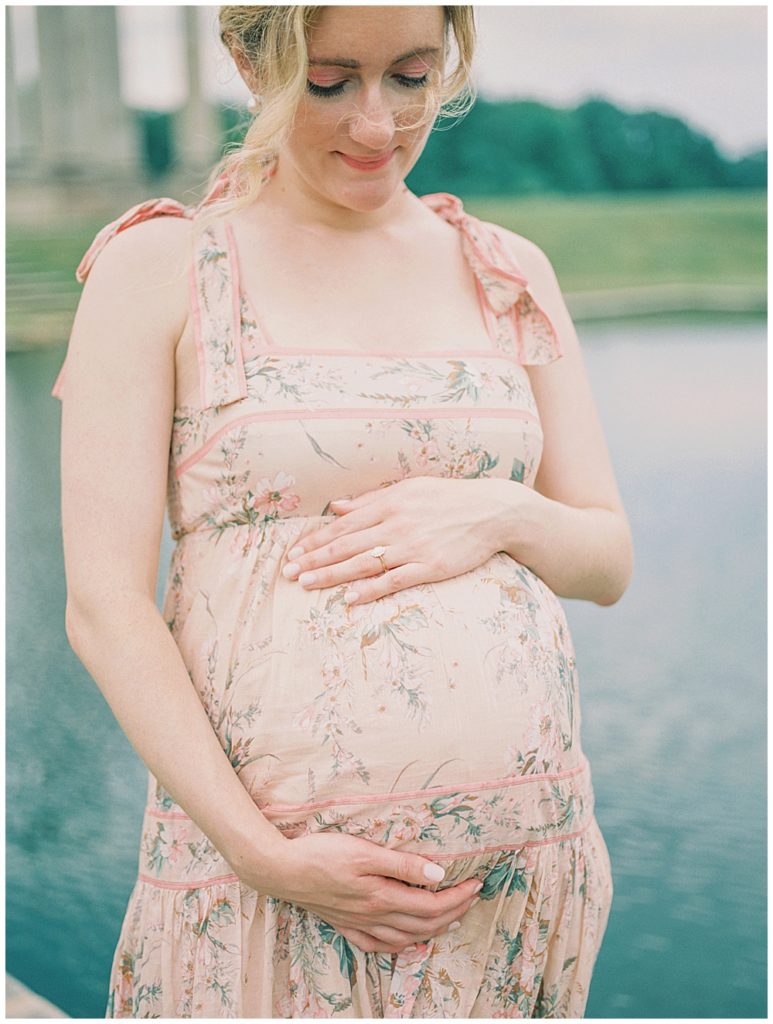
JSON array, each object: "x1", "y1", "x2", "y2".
[{"x1": 306, "y1": 74, "x2": 429, "y2": 98}]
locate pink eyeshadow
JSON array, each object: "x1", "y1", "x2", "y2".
[
  {"x1": 307, "y1": 71, "x2": 344, "y2": 85},
  {"x1": 397, "y1": 59, "x2": 430, "y2": 74}
]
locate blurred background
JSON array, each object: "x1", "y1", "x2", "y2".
[{"x1": 6, "y1": 4, "x2": 766, "y2": 1018}]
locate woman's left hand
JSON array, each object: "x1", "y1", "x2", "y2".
[{"x1": 281, "y1": 476, "x2": 524, "y2": 605}]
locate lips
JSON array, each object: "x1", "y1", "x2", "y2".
[{"x1": 337, "y1": 149, "x2": 396, "y2": 171}]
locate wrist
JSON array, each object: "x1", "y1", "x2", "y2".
[
  {"x1": 486, "y1": 478, "x2": 548, "y2": 562},
  {"x1": 220, "y1": 811, "x2": 291, "y2": 889}
]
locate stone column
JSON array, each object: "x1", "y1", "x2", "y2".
[
  {"x1": 35, "y1": 5, "x2": 135, "y2": 177},
  {"x1": 81, "y1": 6, "x2": 134, "y2": 168},
  {"x1": 10, "y1": 8, "x2": 43, "y2": 171},
  {"x1": 6, "y1": 8, "x2": 22, "y2": 165},
  {"x1": 36, "y1": 6, "x2": 74, "y2": 172},
  {"x1": 177, "y1": 6, "x2": 221, "y2": 172}
]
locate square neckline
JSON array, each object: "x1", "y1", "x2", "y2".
[
  {"x1": 175, "y1": 205, "x2": 534, "y2": 411},
  {"x1": 221, "y1": 212, "x2": 512, "y2": 363}
]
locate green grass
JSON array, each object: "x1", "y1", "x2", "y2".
[
  {"x1": 465, "y1": 189, "x2": 767, "y2": 292},
  {"x1": 9, "y1": 221, "x2": 107, "y2": 275},
  {"x1": 7, "y1": 220, "x2": 108, "y2": 347}
]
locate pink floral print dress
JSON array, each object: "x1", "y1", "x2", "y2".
[{"x1": 52, "y1": 183, "x2": 613, "y2": 1018}]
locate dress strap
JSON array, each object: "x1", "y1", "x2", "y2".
[
  {"x1": 188, "y1": 214, "x2": 248, "y2": 411},
  {"x1": 419, "y1": 191, "x2": 563, "y2": 365},
  {"x1": 484, "y1": 224, "x2": 564, "y2": 366}
]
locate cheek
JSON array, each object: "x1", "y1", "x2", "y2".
[
  {"x1": 284, "y1": 133, "x2": 327, "y2": 166},
  {"x1": 294, "y1": 105, "x2": 342, "y2": 149}
]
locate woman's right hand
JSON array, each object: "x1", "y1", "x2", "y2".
[{"x1": 244, "y1": 831, "x2": 483, "y2": 954}]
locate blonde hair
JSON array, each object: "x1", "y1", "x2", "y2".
[{"x1": 194, "y1": 5, "x2": 477, "y2": 230}]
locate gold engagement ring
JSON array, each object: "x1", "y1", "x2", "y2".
[{"x1": 369, "y1": 545, "x2": 388, "y2": 574}]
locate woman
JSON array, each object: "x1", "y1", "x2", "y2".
[{"x1": 53, "y1": 5, "x2": 632, "y2": 1018}]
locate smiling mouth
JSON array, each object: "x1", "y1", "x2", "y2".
[
  {"x1": 342, "y1": 151, "x2": 392, "y2": 162},
  {"x1": 336, "y1": 149, "x2": 396, "y2": 170}
]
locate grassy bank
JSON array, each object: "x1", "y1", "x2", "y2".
[
  {"x1": 466, "y1": 188, "x2": 766, "y2": 292},
  {"x1": 7, "y1": 188, "x2": 766, "y2": 350}
]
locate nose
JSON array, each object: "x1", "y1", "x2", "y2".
[{"x1": 347, "y1": 86, "x2": 396, "y2": 151}]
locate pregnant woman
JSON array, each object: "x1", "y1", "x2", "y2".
[{"x1": 53, "y1": 5, "x2": 632, "y2": 1018}]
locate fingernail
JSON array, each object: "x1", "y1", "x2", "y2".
[
  {"x1": 330, "y1": 497, "x2": 351, "y2": 506},
  {"x1": 403, "y1": 945, "x2": 417, "y2": 953},
  {"x1": 298, "y1": 571, "x2": 316, "y2": 586},
  {"x1": 344, "y1": 590, "x2": 359, "y2": 604},
  {"x1": 287, "y1": 545, "x2": 304, "y2": 559},
  {"x1": 423, "y1": 862, "x2": 445, "y2": 882},
  {"x1": 473, "y1": 880, "x2": 483, "y2": 893},
  {"x1": 282, "y1": 562, "x2": 300, "y2": 578},
  {"x1": 448, "y1": 921, "x2": 461, "y2": 931}
]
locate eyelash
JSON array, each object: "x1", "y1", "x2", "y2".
[{"x1": 306, "y1": 74, "x2": 429, "y2": 98}]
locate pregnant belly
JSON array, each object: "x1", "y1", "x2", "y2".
[{"x1": 172, "y1": 518, "x2": 584, "y2": 811}]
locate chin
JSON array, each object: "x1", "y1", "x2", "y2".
[
  {"x1": 337, "y1": 187, "x2": 400, "y2": 211},
  {"x1": 335, "y1": 172, "x2": 406, "y2": 206}
]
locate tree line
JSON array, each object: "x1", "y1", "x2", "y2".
[
  {"x1": 405, "y1": 96, "x2": 765, "y2": 194},
  {"x1": 139, "y1": 94, "x2": 765, "y2": 193}
]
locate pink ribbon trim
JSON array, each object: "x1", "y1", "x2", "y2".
[{"x1": 75, "y1": 197, "x2": 191, "y2": 284}]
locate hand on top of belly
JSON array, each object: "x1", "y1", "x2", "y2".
[
  {"x1": 280, "y1": 475, "x2": 523, "y2": 605},
  {"x1": 254, "y1": 831, "x2": 483, "y2": 955}
]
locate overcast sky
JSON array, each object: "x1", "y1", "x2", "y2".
[{"x1": 10, "y1": 4, "x2": 767, "y2": 159}]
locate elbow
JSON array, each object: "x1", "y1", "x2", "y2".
[
  {"x1": 64, "y1": 599, "x2": 91, "y2": 658},
  {"x1": 65, "y1": 600, "x2": 78, "y2": 644},
  {"x1": 64, "y1": 590, "x2": 116, "y2": 656},
  {"x1": 595, "y1": 525, "x2": 635, "y2": 607},
  {"x1": 65, "y1": 587, "x2": 158, "y2": 650},
  {"x1": 595, "y1": 585, "x2": 627, "y2": 608}
]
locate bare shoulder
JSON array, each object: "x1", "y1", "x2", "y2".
[
  {"x1": 83, "y1": 213, "x2": 193, "y2": 292},
  {"x1": 63, "y1": 212, "x2": 195, "y2": 410},
  {"x1": 76, "y1": 213, "x2": 194, "y2": 349}
]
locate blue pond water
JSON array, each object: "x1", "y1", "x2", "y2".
[{"x1": 6, "y1": 319, "x2": 766, "y2": 1017}]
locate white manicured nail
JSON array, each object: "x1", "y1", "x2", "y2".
[{"x1": 423, "y1": 862, "x2": 445, "y2": 882}]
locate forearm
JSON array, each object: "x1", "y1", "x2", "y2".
[
  {"x1": 487, "y1": 479, "x2": 634, "y2": 606},
  {"x1": 65, "y1": 591, "x2": 289, "y2": 881}
]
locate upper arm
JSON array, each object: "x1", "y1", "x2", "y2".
[
  {"x1": 59, "y1": 216, "x2": 193, "y2": 621},
  {"x1": 495, "y1": 227, "x2": 628, "y2": 517}
]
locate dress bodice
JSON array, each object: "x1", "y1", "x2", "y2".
[{"x1": 51, "y1": 188, "x2": 563, "y2": 543}]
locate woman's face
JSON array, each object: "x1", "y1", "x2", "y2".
[{"x1": 280, "y1": 5, "x2": 446, "y2": 215}]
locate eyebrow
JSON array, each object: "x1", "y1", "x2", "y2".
[{"x1": 307, "y1": 46, "x2": 441, "y2": 69}]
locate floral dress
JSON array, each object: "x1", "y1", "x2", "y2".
[{"x1": 51, "y1": 182, "x2": 613, "y2": 1019}]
